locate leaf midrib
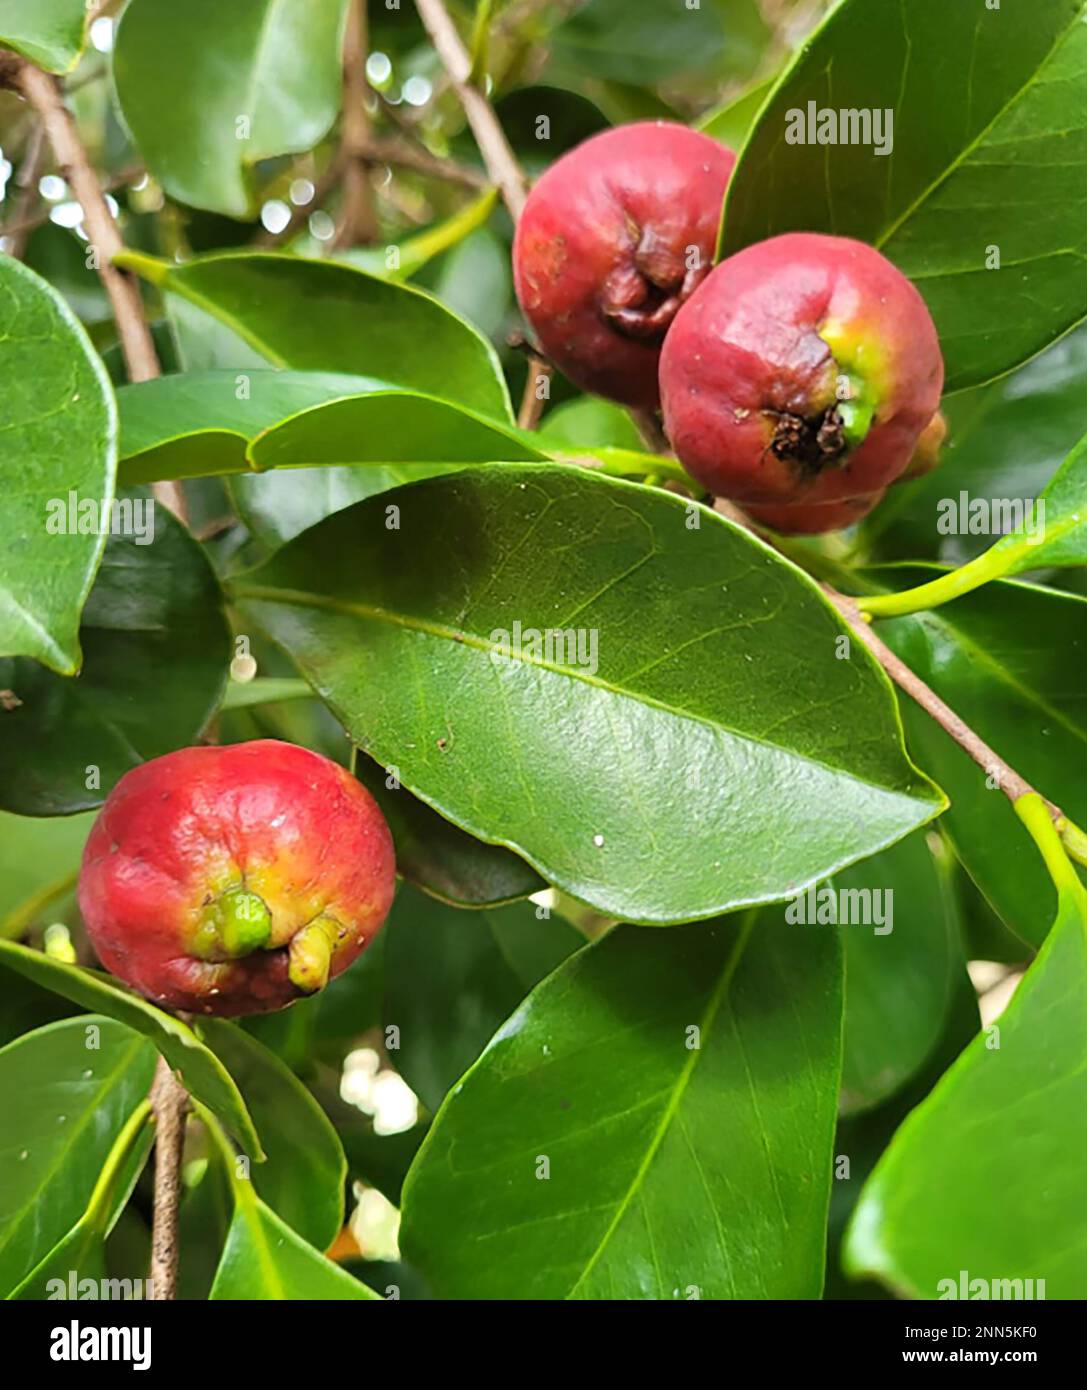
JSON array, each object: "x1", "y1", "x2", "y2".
[
  {"x1": 566, "y1": 912, "x2": 756, "y2": 1298},
  {"x1": 233, "y1": 581, "x2": 929, "y2": 802}
]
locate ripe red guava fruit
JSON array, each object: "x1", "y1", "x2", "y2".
[
  {"x1": 78, "y1": 740, "x2": 396, "y2": 1017},
  {"x1": 513, "y1": 121, "x2": 736, "y2": 408},
  {"x1": 659, "y1": 232, "x2": 944, "y2": 508}
]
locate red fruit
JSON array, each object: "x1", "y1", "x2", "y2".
[
  {"x1": 513, "y1": 122, "x2": 736, "y2": 408},
  {"x1": 659, "y1": 232, "x2": 944, "y2": 505},
  {"x1": 744, "y1": 490, "x2": 884, "y2": 536},
  {"x1": 78, "y1": 740, "x2": 396, "y2": 1017}
]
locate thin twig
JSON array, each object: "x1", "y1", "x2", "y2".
[
  {"x1": 333, "y1": 0, "x2": 380, "y2": 250},
  {"x1": 361, "y1": 133, "x2": 489, "y2": 189},
  {"x1": 1, "y1": 164, "x2": 145, "y2": 242},
  {"x1": 148, "y1": 1057, "x2": 189, "y2": 1301},
  {"x1": 11, "y1": 61, "x2": 188, "y2": 524},
  {"x1": 517, "y1": 357, "x2": 552, "y2": 429},
  {"x1": 824, "y1": 587, "x2": 1061, "y2": 819},
  {"x1": 414, "y1": 0, "x2": 528, "y2": 220},
  {"x1": 3, "y1": 121, "x2": 46, "y2": 258}
]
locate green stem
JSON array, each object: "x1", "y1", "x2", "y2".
[
  {"x1": 1015, "y1": 793, "x2": 1086, "y2": 902},
  {"x1": 858, "y1": 545, "x2": 1015, "y2": 619},
  {"x1": 564, "y1": 446, "x2": 696, "y2": 489},
  {"x1": 84, "y1": 1099, "x2": 154, "y2": 1236},
  {"x1": 1058, "y1": 817, "x2": 1087, "y2": 875}
]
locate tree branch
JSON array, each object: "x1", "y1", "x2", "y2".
[
  {"x1": 414, "y1": 0, "x2": 528, "y2": 220},
  {"x1": 824, "y1": 586, "x2": 1061, "y2": 818},
  {"x1": 3, "y1": 120, "x2": 46, "y2": 259},
  {"x1": 11, "y1": 61, "x2": 188, "y2": 524},
  {"x1": 333, "y1": 0, "x2": 380, "y2": 250},
  {"x1": 148, "y1": 1057, "x2": 189, "y2": 1301}
]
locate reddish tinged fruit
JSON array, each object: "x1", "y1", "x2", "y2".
[
  {"x1": 513, "y1": 122, "x2": 736, "y2": 408},
  {"x1": 78, "y1": 740, "x2": 396, "y2": 1017},
  {"x1": 745, "y1": 490, "x2": 885, "y2": 536},
  {"x1": 659, "y1": 232, "x2": 944, "y2": 511}
]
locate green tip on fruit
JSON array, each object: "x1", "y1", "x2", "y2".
[
  {"x1": 288, "y1": 916, "x2": 342, "y2": 993},
  {"x1": 193, "y1": 888, "x2": 272, "y2": 960}
]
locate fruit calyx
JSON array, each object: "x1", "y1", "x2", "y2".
[
  {"x1": 600, "y1": 224, "x2": 707, "y2": 343},
  {"x1": 191, "y1": 887, "x2": 272, "y2": 961},
  {"x1": 768, "y1": 405, "x2": 848, "y2": 474}
]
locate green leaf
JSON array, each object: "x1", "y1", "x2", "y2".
[
  {"x1": 697, "y1": 74, "x2": 776, "y2": 149},
  {"x1": 875, "y1": 571, "x2": 1087, "y2": 947},
  {"x1": 11, "y1": 1102, "x2": 154, "y2": 1300},
  {"x1": 0, "y1": 493, "x2": 231, "y2": 815},
  {"x1": 343, "y1": 189, "x2": 499, "y2": 281},
  {"x1": 118, "y1": 251, "x2": 514, "y2": 421},
  {"x1": 0, "y1": 810, "x2": 95, "y2": 939},
  {"x1": 721, "y1": 0, "x2": 1087, "y2": 392},
  {"x1": 0, "y1": 257, "x2": 117, "y2": 675},
  {"x1": 860, "y1": 432, "x2": 1087, "y2": 617},
  {"x1": 210, "y1": 1190, "x2": 380, "y2": 1300},
  {"x1": 845, "y1": 878, "x2": 1087, "y2": 1298},
  {"x1": 401, "y1": 912, "x2": 843, "y2": 1299},
  {"x1": 220, "y1": 677, "x2": 312, "y2": 712},
  {"x1": 248, "y1": 392, "x2": 547, "y2": 473},
  {"x1": 834, "y1": 830, "x2": 962, "y2": 1114},
  {"x1": 0, "y1": 1016, "x2": 156, "y2": 1297},
  {"x1": 356, "y1": 755, "x2": 545, "y2": 908},
  {"x1": 826, "y1": 967, "x2": 980, "y2": 1299},
  {"x1": 539, "y1": 397, "x2": 646, "y2": 452},
  {"x1": 230, "y1": 463, "x2": 471, "y2": 553},
  {"x1": 231, "y1": 465, "x2": 943, "y2": 925},
  {"x1": 117, "y1": 370, "x2": 387, "y2": 485},
  {"x1": 113, "y1": 0, "x2": 350, "y2": 217},
  {"x1": 198, "y1": 1019, "x2": 346, "y2": 1251},
  {"x1": 550, "y1": 0, "x2": 768, "y2": 86},
  {"x1": 860, "y1": 322, "x2": 1087, "y2": 566},
  {"x1": 0, "y1": 0, "x2": 88, "y2": 72},
  {"x1": 0, "y1": 941, "x2": 264, "y2": 1158},
  {"x1": 383, "y1": 885, "x2": 583, "y2": 1111}
]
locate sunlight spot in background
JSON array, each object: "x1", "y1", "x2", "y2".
[
  {"x1": 260, "y1": 199, "x2": 291, "y2": 234},
  {"x1": 289, "y1": 178, "x2": 315, "y2": 207},
  {"x1": 366, "y1": 52, "x2": 392, "y2": 87},
  {"x1": 350, "y1": 1183, "x2": 400, "y2": 1261},
  {"x1": 50, "y1": 201, "x2": 84, "y2": 230},
  {"x1": 402, "y1": 75, "x2": 432, "y2": 108},
  {"x1": 39, "y1": 175, "x2": 67, "y2": 202},
  {"x1": 90, "y1": 17, "x2": 115, "y2": 53},
  {"x1": 341, "y1": 1046, "x2": 419, "y2": 1136},
  {"x1": 309, "y1": 209, "x2": 335, "y2": 241}
]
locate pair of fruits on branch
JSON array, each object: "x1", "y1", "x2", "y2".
[{"x1": 513, "y1": 122, "x2": 946, "y2": 535}]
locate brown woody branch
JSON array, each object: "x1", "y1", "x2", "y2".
[
  {"x1": 414, "y1": 0, "x2": 528, "y2": 220},
  {"x1": 10, "y1": 61, "x2": 188, "y2": 524},
  {"x1": 148, "y1": 1058, "x2": 189, "y2": 1301}
]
